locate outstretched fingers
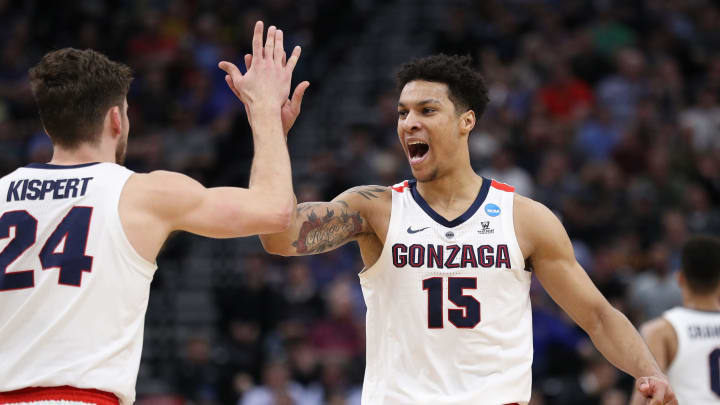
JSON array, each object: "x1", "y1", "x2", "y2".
[
  {"x1": 291, "y1": 81, "x2": 310, "y2": 108},
  {"x1": 274, "y1": 29, "x2": 285, "y2": 63},
  {"x1": 218, "y1": 61, "x2": 242, "y2": 83},
  {"x1": 252, "y1": 21, "x2": 264, "y2": 59},
  {"x1": 286, "y1": 45, "x2": 302, "y2": 72},
  {"x1": 264, "y1": 25, "x2": 277, "y2": 61}
]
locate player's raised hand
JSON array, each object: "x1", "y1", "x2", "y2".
[
  {"x1": 240, "y1": 52, "x2": 310, "y2": 135},
  {"x1": 218, "y1": 21, "x2": 303, "y2": 114},
  {"x1": 635, "y1": 376, "x2": 678, "y2": 405}
]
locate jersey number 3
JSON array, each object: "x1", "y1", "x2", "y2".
[
  {"x1": 423, "y1": 277, "x2": 481, "y2": 329},
  {"x1": 0, "y1": 207, "x2": 93, "y2": 291}
]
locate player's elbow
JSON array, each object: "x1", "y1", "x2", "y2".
[
  {"x1": 251, "y1": 192, "x2": 294, "y2": 233},
  {"x1": 259, "y1": 235, "x2": 294, "y2": 256},
  {"x1": 582, "y1": 302, "x2": 617, "y2": 337},
  {"x1": 258, "y1": 205, "x2": 292, "y2": 233},
  {"x1": 274, "y1": 198, "x2": 294, "y2": 229}
]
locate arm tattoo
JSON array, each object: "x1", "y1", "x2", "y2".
[
  {"x1": 344, "y1": 185, "x2": 387, "y2": 200},
  {"x1": 292, "y1": 203, "x2": 363, "y2": 254}
]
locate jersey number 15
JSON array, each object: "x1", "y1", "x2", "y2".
[{"x1": 423, "y1": 277, "x2": 481, "y2": 329}]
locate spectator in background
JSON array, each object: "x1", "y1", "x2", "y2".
[
  {"x1": 551, "y1": 349, "x2": 629, "y2": 405},
  {"x1": 478, "y1": 145, "x2": 535, "y2": 197},
  {"x1": 309, "y1": 278, "x2": 363, "y2": 363},
  {"x1": 240, "y1": 359, "x2": 322, "y2": 405},
  {"x1": 216, "y1": 319, "x2": 265, "y2": 403},
  {"x1": 575, "y1": 107, "x2": 621, "y2": 162},
  {"x1": 629, "y1": 241, "x2": 683, "y2": 323},
  {"x1": 537, "y1": 58, "x2": 593, "y2": 123},
  {"x1": 161, "y1": 107, "x2": 216, "y2": 180},
  {"x1": 172, "y1": 335, "x2": 222, "y2": 405},
  {"x1": 680, "y1": 88, "x2": 720, "y2": 152},
  {"x1": 597, "y1": 48, "x2": 647, "y2": 127},
  {"x1": 216, "y1": 255, "x2": 285, "y2": 337}
]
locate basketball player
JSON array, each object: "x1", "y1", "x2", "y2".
[
  {"x1": 630, "y1": 235, "x2": 720, "y2": 405},
  {"x1": 255, "y1": 55, "x2": 677, "y2": 405},
  {"x1": 0, "y1": 22, "x2": 307, "y2": 405}
]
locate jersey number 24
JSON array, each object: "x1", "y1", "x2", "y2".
[{"x1": 0, "y1": 207, "x2": 93, "y2": 291}]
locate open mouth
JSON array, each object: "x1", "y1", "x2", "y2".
[{"x1": 407, "y1": 141, "x2": 429, "y2": 164}]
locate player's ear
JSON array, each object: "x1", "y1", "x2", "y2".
[
  {"x1": 459, "y1": 109, "x2": 475, "y2": 135},
  {"x1": 109, "y1": 106, "x2": 122, "y2": 137}
]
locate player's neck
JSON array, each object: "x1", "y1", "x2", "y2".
[
  {"x1": 49, "y1": 144, "x2": 115, "y2": 165},
  {"x1": 415, "y1": 165, "x2": 483, "y2": 210},
  {"x1": 684, "y1": 294, "x2": 720, "y2": 312}
]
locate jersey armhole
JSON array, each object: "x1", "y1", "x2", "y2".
[
  {"x1": 504, "y1": 192, "x2": 527, "y2": 271},
  {"x1": 112, "y1": 172, "x2": 157, "y2": 277}
]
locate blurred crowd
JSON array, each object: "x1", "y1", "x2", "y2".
[{"x1": 1, "y1": 0, "x2": 720, "y2": 404}]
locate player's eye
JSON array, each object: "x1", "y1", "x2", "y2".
[
  {"x1": 423, "y1": 107, "x2": 435, "y2": 114},
  {"x1": 398, "y1": 110, "x2": 408, "y2": 118}
]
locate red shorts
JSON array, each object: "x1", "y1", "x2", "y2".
[{"x1": 0, "y1": 386, "x2": 118, "y2": 405}]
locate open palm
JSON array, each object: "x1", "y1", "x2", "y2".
[{"x1": 224, "y1": 47, "x2": 310, "y2": 136}]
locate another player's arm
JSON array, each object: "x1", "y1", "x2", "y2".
[
  {"x1": 629, "y1": 319, "x2": 678, "y2": 405},
  {"x1": 260, "y1": 185, "x2": 388, "y2": 256},
  {"x1": 121, "y1": 107, "x2": 294, "y2": 261},
  {"x1": 517, "y1": 195, "x2": 677, "y2": 405}
]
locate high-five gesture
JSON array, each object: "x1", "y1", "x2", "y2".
[{"x1": 219, "y1": 21, "x2": 303, "y2": 115}]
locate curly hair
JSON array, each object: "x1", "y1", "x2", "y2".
[
  {"x1": 29, "y1": 48, "x2": 133, "y2": 148},
  {"x1": 396, "y1": 54, "x2": 489, "y2": 117}
]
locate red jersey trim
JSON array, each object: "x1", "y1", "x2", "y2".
[
  {"x1": 490, "y1": 179, "x2": 515, "y2": 192},
  {"x1": 0, "y1": 386, "x2": 119, "y2": 405},
  {"x1": 391, "y1": 180, "x2": 409, "y2": 192}
]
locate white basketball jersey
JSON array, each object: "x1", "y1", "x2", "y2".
[
  {"x1": 0, "y1": 162, "x2": 157, "y2": 405},
  {"x1": 359, "y1": 178, "x2": 531, "y2": 405},
  {"x1": 664, "y1": 307, "x2": 720, "y2": 405}
]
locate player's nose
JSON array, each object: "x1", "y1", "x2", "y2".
[{"x1": 401, "y1": 110, "x2": 422, "y2": 132}]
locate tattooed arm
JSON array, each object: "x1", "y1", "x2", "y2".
[{"x1": 259, "y1": 185, "x2": 389, "y2": 256}]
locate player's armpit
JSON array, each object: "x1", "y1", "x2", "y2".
[
  {"x1": 260, "y1": 185, "x2": 387, "y2": 256},
  {"x1": 127, "y1": 170, "x2": 293, "y2": 240}
]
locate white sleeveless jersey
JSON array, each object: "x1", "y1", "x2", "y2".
[
  {"x1": 0, "y1": 162, "x2": 157, "y2": 405},
  {"x1": 359, "y1": 178, "x2": 531, "y2": 405},
  {"x1": 663, "y1": 307, "x2": 720, "y2": 405}
]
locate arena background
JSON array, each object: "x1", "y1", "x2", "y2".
[{"x1": 1, "y1": 0, "x2": 720, "y2": 404}]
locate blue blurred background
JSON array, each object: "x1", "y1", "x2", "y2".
[{"x1": 1, "y1": 0, "x2": 719, "y2": 404}]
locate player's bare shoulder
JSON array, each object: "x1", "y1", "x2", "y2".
[
  {"x1": 511, "y1": 193, "x2": 562, "y2": 259},
  {"x1": 639, "y1": 317, "x2": 678, "y2": 370},
  {"x1": 336, "y1": 185, "x2": 391, "y2": 207},
  {"x1": 337, "y1": 185, "x2": 392, "y2": 234}
]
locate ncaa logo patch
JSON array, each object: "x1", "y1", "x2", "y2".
[{"x1": 484, "y1": 203, "x2": 501, "y2": 217}]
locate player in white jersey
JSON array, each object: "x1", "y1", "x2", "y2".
[
  {"x1": 257, "y1": 54, "x2": 677, "y2": 404},
  {"x1": 630, "y1": 235, "x2": 720, "y2": 405},
  {"x1": 0, "y1": 22, "x2": 309, "y2": 405}
]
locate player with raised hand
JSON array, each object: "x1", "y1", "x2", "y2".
[
  {"x1": 0, "y1": 21, "x2": 302, "y2": 405},
  {"x1": 260, "y1": 54, "x2": 677, "y2": 405}
]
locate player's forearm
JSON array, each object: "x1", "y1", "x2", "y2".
[
  {"x1": 246, "y1": 106, "x2": 294, "y2": 225},
  {"x1": 585, "y1": 305, "x2": 664, "y2": 379}
]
